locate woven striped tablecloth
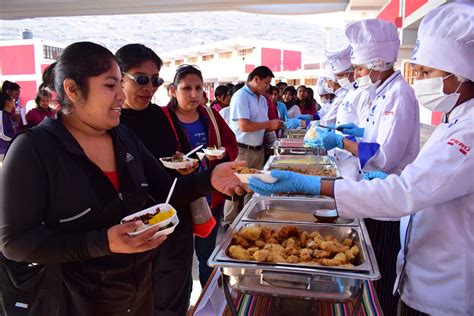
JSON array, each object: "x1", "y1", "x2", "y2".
[{"x1": 223, "y1": 280, "x2": 382, "y2": 316}]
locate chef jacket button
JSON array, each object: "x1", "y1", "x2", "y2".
[
  {"x1": 383, "y1": 95, "x2": 386, "y2": 99},
  {"x1": 372, "y1": 121, "x2": 375, "y2": 125}
]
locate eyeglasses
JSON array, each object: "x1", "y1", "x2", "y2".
[{"x1": 123, "y1": 72, "x2": 164, "y2": 88}]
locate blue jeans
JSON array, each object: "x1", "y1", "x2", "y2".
[{"x1": 194, "y1": 203, "x2": 223, "y2": 288}]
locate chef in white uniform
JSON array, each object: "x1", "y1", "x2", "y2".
[
  {"x1": 325, "y1": 45, "x2": 371, "y2": 180},
  {"x1": 250, "y1": 2, "x2": 474, "y2": 315},
  {"x1": 322, "y1": 19, "x2": 420, "y2": 176}
]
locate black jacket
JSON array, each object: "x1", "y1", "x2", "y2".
[{"x1": 0, "y1": 118, "x2": 213, "y2": 315}]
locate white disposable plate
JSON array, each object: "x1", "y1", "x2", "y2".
[
  {"x1": 159, "y1": 157, "x2": 197, "y2": 169},
  {"x1": 202, "y1": 147, "x2": 226, "y2": 156},
  {"x1": 121, "y1": 203, "x2": 179, "y2": 238},
  {"x1": 235, "y1": 171, "x2": 278, "y2": 184}
]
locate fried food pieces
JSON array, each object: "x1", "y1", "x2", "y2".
[{"x1": 227, "y1": 225, "x2": 360, "y2": 267}]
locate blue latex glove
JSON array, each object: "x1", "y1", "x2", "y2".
[
  {"x1": 337, "y1": 123, "x2": 365, "y2": 138},
  {"x1": 363, "y1": 171, "x2": 389, "y2": 180},
  {"x1": 249, "y1": 170, "x2": 321, "y2": 196},
  {"x1": 284, "y1": 118, "x2": 301, "y2": 129},
  {"x1": 297, "y1": 114, "x2": 312, "y2": 121},
  {"x1": 322, "y1": 133, "x2": 344, "y2": 150}
]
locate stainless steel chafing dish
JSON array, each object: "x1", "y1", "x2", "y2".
[
  {"x1": 273, "y1": 139, "x2": 327, "y2": 156},
  {"x1": 283, "y1": 128, "x2": 307, "y2": 139},
  {"x1": 264, "y1": 155, "x2": 342, "y2": 179},
  {"x1": 209, "y1": 218, "x2": 380, "y2": 301},
  {"x1": 241, "y1": 196, "x2": 359, "y2": 226}
]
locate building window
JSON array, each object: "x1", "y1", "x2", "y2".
[
  {"x1": 202, "y1": 54, "x2": 214, "y2": 62},
  {"x1": 187, "y1": 57, "x2": 197, "y2": 64},
  {"x1": 219, "y1": 52, "x2": 232, "y2": 60},
  {"x1": 287, "y1": 79, "x2": 301, "y2": 86},
  {"x1": 403, "y1": 61, "x2": 416, "y2": 84},
  {"x1": 238, "y1": 48, "x2": 254, "y2": 57},
  {"x1": 163, "y1": 61, "x2": 171, "y2": 67},
  {"x1": 43, "y1": 45, "x2": 64, "y2": 60},
  {"x1": 175, "y1": 59, "x2": 184, "y2": 66},
  {"x1": 304, "y1": 78, "x2": 317, "y2": 86}
]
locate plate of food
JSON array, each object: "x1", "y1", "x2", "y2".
[
  {"x1": 159, "y1": 153, "x2": 197, "y2": 170},
  {"x1": 121, "y1": 203, "x2": 179, "y2": 238},
  {"x1": 235, "y1": 167, "x2": 278, "y2": 184},
  {"x1": 202, "y1": 145, "x2": 226, "y2": 157}
]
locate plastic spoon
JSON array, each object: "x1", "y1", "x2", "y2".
[
  {"x1": 183, "y1": 144, "x2": 204, "y2": 159},
  {"x1": 165, "y1": 178, "x2": 178, "y2": 205}
]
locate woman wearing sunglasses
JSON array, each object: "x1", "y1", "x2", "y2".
[{"x1": 117, "y1": 46, "x2": 237, "y2": 315}]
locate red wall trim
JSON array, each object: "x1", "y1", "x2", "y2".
[
  {"x1": 377, "y1": 0, "x2": 401, "y2": 27},
  {"x1": 0, "y1": 45, "x2": 36, "y2": 75},
  {"x1": 245, "y1": 64, "x2": 255, "y2": 74},
  {"x1": 405, "y1": 0, "x2": 428, "y2": 17},
  {"x1": 261, "y1": 48, "x2": 281, "y2": 72},
  {"x1": 283, "y1": 50, "x2": 302, "y2": 71}
]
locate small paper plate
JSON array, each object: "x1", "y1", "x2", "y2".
[
  {"x1": 235, "y1": 171, "x2": 278, "y2": 184},
  {"x1": 159, "y1": 157, "x2": 197, "y2": 169},
  {"x1": 202, "y1": 147, "x2": 226, "y2": 157},
  {"x1": 121, "y1": 203, "x2": 179, "y2": 238}
]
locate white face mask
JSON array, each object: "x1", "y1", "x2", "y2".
[
  {"x1": 356, "y1": 69, "x2": 381, "y2": 90},
  {"x1": 337, "y1": 77, "x2": 353, "y2": 90},
  {"x1": 413, "y1": 74, "x2": 461, "y2": 113},
  {"x1": 323, "y1": 81, "x2": 334, "y2": 94},
  {"x1": 320, "y1": 98, "x2": 331, "y2": 105}
]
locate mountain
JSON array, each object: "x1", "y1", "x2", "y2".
[{"x1": 0, "y1": 11, "x2": 348, "y2": 60}]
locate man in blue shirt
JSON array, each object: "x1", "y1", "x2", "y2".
[{"x1": 229, "y1": 66, "x2": 283, "y2": 169}]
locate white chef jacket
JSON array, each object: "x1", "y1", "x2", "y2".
[
  {"x1": 331, "y1": 86, "x2": 372, "y2": 180},
  {"x1": 358, "y1": 71, "x2": 420, "y2": 175},
  {"x1": 320, "y1": 87, "x2": 348, "y2": 126},
  {"x1": 335, "y1": 99, "x2": 474, "y2": 315}
]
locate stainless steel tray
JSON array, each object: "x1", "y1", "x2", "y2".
[
  {"x1": 241, "y1": 196, "x2": 358, "y2": 226},
  {"x1": 264, "y1": 155, "x2": 342, "y2": 180},
  {"x1": 273, "y1": 139, "x2": 327, "y2": 156},
  {"x1": 209, "y1": 221, "x2": 380, "y2": 280},
  {"x1": 283, "y1": 129, "x2": 307, "y2": 138},
  {"x1": 225, "y1": 270, "x2": 363, "y2": 301},
  {"x1": 267, "y1": 155, "x2": 334, "y2": 165}
]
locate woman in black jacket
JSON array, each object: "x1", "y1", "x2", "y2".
[{"x1": 0, "y1": 41, "x2": 244, "y2": 316}]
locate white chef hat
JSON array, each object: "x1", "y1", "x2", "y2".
[
  {"x1": 324, "y1": 46, "x2": 353, "y2": 74},
  {"x1": 410, "y1": 1, "x2": 474, "y2": 81},
  {"x1": 316, "y1": 77, "x2": 331, "y2": 95},
  {"x1": 321, "y1": 63, "x2": 336, "y2": 81},
  {"x1": 345, "y1": 19, "x2": 400, "y2": 67}
]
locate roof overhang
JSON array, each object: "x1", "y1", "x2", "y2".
[{"x1": 0, "y1": 0, "x2": 349, "y2": 20}]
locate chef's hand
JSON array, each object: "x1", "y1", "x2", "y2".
[
  {"x1": 206, "y1": 147, "x2": 226, "y2": 161},
  {"x1": 337, "y1": 123, "x2": 364, "y2": 138},
  {"x1": 297, "y1": 114, "x2": 312, "y2": 121},
  {"x1": 210, "y1": 161, "x2": 247, "y2": 196},
  {"x1": 107, "y1": 221, "x2": 167, "y2": 254},
  {"x1": 322, "y1": 133, "x2": 344, "y2": 150},
  {"x1": 363, "y1": 171, "x2": 389, "y2": 180},
  {"x1": 249, "y1": 170, "x2": 321, "y2": 195},
  {"x1": 284, "y1": 118, "x2": 301, "y2": 129},
  {"x1": 267, "y1": 119, "x2": 284, "y2": 131}
]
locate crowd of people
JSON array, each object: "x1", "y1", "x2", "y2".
[{"x1": 0, "y1": 1, "x2": 472, "y2": 316}]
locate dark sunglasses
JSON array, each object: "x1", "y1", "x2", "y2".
[{"x1": 124, "y1": 72, "x2": 164, "y2": 88}]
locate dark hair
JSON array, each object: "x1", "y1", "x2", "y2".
[
  {"x1": 34, "y1": 84, "x2": 52, "y2": 108},
  {"x1": 275, "y1": 82, "x2": 288, "y2": 89},
  {"x1": 214, "y1": 85, "x2": 230, "y2": 98},
  {"x1": 297, "y1": 85, "x2": 313, "y2": 110},
  {"x1": 169, "y1": 64, "x2": 204, "y2": 108},
  {"x1": 233, "y1": 82, "x2": 245, "y2": 94},
  {"x1": 2, "y1": 80, "x2": 20, "y2": 93},
  {"x1": 269, "y1": 86, "x2": 279, "y2": 95},
  {"x1": 115, "y1": 43, "x2": 163, "y2": 73},
  {"x1": 0, "y1": 92, "x2": 12, "y2": 110},
  {"x1": 307, "y1": 87, "x2": 315, "y2": 100},
  {"x1": 247, "y1": 66, "x2": 274, "y2": 82},
  {"x1": 225, "y1": 83, "x2": 235, "y2": 90},
  {"x1": 282, "y1": 86, "x2": 296, "y2": 97},
  {"x1": 42, "y1": 42, "x2": 117, "y2": 115}
]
